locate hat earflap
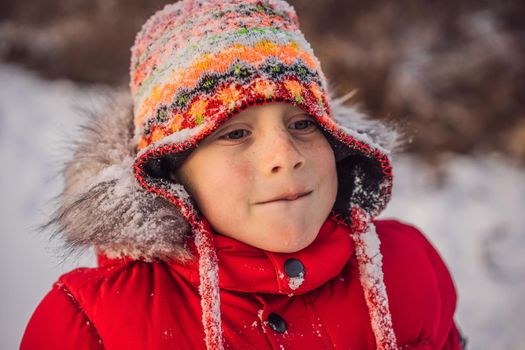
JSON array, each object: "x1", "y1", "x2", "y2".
[{"x1": 350, "y1": 206, "x2": 398, "y2": 350}]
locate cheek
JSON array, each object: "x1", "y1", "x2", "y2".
[
  {"x1": 193, "y1": 155, "x2": 253, "y2": 213},
  {"x1": 310, "y1": 138, "x2": 337, "y2": 178},
  {"x1": 212, "y1": 156, "x2": 253, "y2": 193},
  {"x1": 229, "y1": 156, "x2": 253, "y2": 181},
  {"x1": 195, "y1": 155, "x2": 256, "y2": 237},
  {"x1": 310, "y1": 139, "x2": 338, "y2": 202}
]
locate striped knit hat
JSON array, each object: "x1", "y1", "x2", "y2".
[{"x1": 130, "y1": 1, "x2": 397, "y2": 349}]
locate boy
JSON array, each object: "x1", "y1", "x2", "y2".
[{"x1": 21, "y1": 0, "x2": 465, "y2": 349}]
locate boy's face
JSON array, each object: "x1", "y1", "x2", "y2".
[{"x1": 173, "y1": 102, "x2": 338, "y2": 253}]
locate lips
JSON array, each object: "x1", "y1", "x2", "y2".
[{"x1": 257, "y1": 190, "x2": 313, "y2": 204}]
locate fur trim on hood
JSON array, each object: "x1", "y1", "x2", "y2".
[
  {"x1": 47, "y1": 91, "x2": 192, "y2": 261},
  {"x1": 46, "y1": 88, "x2": 400, "y2": 262}
]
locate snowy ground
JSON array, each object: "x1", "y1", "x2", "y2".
[
  {"x1": 1, "y1": 63, "x2": 523, "y2": 349},
  {"x1": 382, "y1": 156, "x2": 525, "y2": 350}
]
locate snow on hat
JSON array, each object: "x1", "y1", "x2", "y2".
[{"x1": 130, "y1": 0, "x2": 397, "y2": 349}]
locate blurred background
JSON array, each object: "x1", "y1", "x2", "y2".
[{"x1": 1, "y1": 0, "x2": 524, "y2": 349}]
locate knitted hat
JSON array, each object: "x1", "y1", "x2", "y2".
[{"x1": 130, "y1": 1, "x2": 397, "y2": 349}]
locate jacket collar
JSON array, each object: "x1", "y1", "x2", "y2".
[{"x1": 168, "y1": 216, "x2": 354, "y2": 295}]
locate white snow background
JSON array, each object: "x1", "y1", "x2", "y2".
[{"x1": 1, "y1": 63, "x2": 524, "y2": 349}]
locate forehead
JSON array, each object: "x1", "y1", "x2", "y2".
[{"x1": 229, "y1": 102, "x2": 307, "y2": 122}]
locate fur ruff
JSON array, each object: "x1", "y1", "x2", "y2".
[{"x1": 46, "y1": 90, "x2": 191, "y2": 261}]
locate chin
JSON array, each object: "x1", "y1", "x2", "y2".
[{"x1": 264, "y1": 228, "x2": 318, "y2": 253}]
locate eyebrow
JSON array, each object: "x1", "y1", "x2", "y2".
[
  {"x1": 220, "y1": 107, "x2": 308, "y2": 125},
  {"x1": 289, "y1": 110, "x2": 309, "y2": 116}
]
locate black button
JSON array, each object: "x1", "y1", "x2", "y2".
[
  {"x1": 284, "y1": 258, "x2": 304, "y2": 278},
  {"x1": 267, "y1": 313, "x2": 287, "y2": 333}
]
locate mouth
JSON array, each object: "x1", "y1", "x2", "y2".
[{"x1": 257, "y1": 190, "x2": 313, "y2": 204}]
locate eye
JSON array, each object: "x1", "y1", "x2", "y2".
[
  {"x1": 289, "y1": 119, "x2": 317, "y2": 131},
  {"x1": 220, "y1": 129, "x2": 251, "y2": 140}
]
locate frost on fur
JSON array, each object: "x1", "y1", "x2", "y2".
[
  {"x1": 330, "y1": 90, "x2": 403, "y2": 153},
  {"x1": 45, "y1": 89, "x2": 191, "y2": 261}
]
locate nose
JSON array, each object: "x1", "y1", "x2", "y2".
[{"x1": 258, "y1": 128, "x2": 305, "y2": 176}]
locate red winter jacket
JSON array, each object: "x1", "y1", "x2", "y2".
[{"x1": 21, "y1": 218, "x2": 462, "y2": 350}]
